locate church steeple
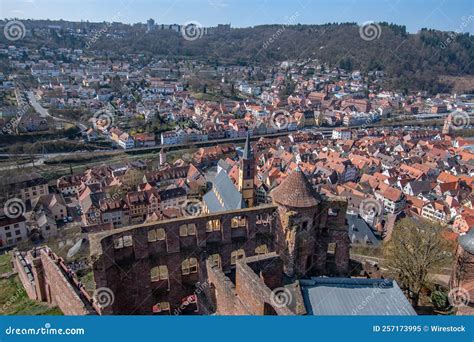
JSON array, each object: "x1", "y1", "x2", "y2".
[
  {"x1": 243, "y1": 131, "x2": 252, "y2": 160},
  {"x1": 238, "y1": 131, "x2": 255, "y2": 207}
]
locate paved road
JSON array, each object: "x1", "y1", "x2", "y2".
[{"x1": 27, "y1": 91, "x2": 88, "y2": 132}]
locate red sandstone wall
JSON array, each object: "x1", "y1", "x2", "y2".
[
  {"x1": 38, "y1": 252, "x2": 92, "y2": 315},
  {"x1": 206, "y1": 256, "x2": 294, "y2": 316},
  {"x1": 12, "y1": 253, "x2": 37, "y2": 301},
  {"x1": 207, "y1": 262, "x2": 249, "y2": 315},
  {"x1": 236, "y1": 260, "x2": 293, "y2": 316}
]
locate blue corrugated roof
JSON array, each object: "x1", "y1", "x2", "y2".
[{"x1": 300, "y1": 277, "x2": 416, "y2": 316}]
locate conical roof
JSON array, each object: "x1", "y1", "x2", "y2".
[
  {"x1": 459, "y1": 229, "x2": 474, "y2": 255},
  {"x1": 271, "y1": 167, "x2": 321, "y2": 208}
]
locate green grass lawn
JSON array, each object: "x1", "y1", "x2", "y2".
[
  {"x1": 78, "y1": 271, "x2": 96, "y2": 293},
  {"x1": 0, "y1": 253, "x2": 63, "y2": 315}
]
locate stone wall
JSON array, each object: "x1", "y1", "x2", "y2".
[
  {"x1": 450, "y1": 244, "x2": 474, "y2": 314},
  {"x1": 12, "y1": 251, "x2": 37, "y2": 300},
  {"x1": 206, "y1": 253, "x2": 294, "y2": 315},
  {"x1": 90, "y1": 205, "x2": 278, "y2": 314},
  {"x1": 39, "y1": 251, "x2": 94, "y2": 315},
  {"x1": 13, "y1": 248, "x2": 96, "y2": 315},
  {"x1": 89, "y1": 197, "x2": 351, "y2": 315}
]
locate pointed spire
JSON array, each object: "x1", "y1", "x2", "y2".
[{"x1": 243, "y1": 130, "x2": 252, "y2": 160}]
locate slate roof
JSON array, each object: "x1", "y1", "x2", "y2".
[
  {"x1": 159, "y1": 187, "x2": 186, "y2": 200},
  {"x1": 300, "y1": 277, "x2": 416, "y2": 316},
  {"x1": 407, "y1": 180, "x2": 433, "y2": 195},
  {"x1": 217, "y1": 159, "x2": 232, "y2": 174},
  {"x1": 243, "y1": 131, "x2": 252, "y2": 160},
  {"x1": 347, "y1": 214, "x2": 382, "y2": 247},
  {"x1": 203, "y1": 170, "x2": 245, "y2": 213}
]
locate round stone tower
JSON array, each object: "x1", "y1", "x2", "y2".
[
  {"x1": 271, "y1": 167, "x2": 321, "y2": 278},
  {"x1": 450, "y1": 229, "x2": 474, "y2": 314}
]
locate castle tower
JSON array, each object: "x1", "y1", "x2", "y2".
[
  {"x1": 238, "y1": 132, "x2": 255, "y2": 207},
  {"x1": 271, "y1": 167, "x2": 350, "y2": 278},
  {"x1": 271, "y1": 167, "x2": 322, "y2": 278},
  {"x1": 450, "y1": 230, "x2": 474, "y2": 314}
]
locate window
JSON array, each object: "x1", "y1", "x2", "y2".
[
  {"x1": 206, "y1": 219, "x2": 221, "y2": 232},
  {"x1": 256, "y1": 214, "x2": 271, "y2": 225},
  {"x1": 156, "y1": 228, "x2": 165, "y2": 240},
  {"x1": 231, "y1": 216, "x2": 247, "y2": 228},
  {"x1": 13, "y1": 224, "x2": 19, "y2": 228},
  {"x1": 15, "y1": 230, "x2": 21, "y2": 236},
  {"x1": 179, "y1": 224, "x2": 196, "y2": 237},
  {"x1": 231, "y1": 249, "x2": 245, "y2": 265},
  {"x1": 123, "y1": 235, "x2": 133, "y2": 247},
  {"x1": 255, "y1": 244, "x2": 268, "y2": 255},
  {"x1": 181, "y1": 257, "x2": 198, "y2": 275},
  {"x1": 6, "y1": 232, "x2": 11, "y2": 238},
  {"x1": 153, "y1": 302, "x2": 170, "y2": 313},
  {"x1": 114, "y1": 235, "x2": 133, "y2": 249},
  {"x1": 4, "y1": 226, "x2": 10, "y2": 231},
  {"x1": 150, "y1": 265, "x2": 169, "y2": 282},
  {"x1": 148, "y1": 228, "x2": 166, "y2": 242},
  {"x1": 209, "y1": 253, "x2": 221, "y2": 269},
  {"x1": 327, "y1": 242, "x2": 336, "y2": 254}
]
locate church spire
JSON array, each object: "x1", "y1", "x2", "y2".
[
  {"x1": 243, "y1": 130, "x2": 252, "y2": 160},
  {"x1": 238, "y1": 130, "x2": 255, "y2": 207}
]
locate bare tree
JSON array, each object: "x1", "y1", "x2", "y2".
[{"x1": 383, "y1": 217, "x2": 454, "y2": 308}]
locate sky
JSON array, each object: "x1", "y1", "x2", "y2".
[{"x1": 1, "y1": 0, "x2": 473, "y2": 33}]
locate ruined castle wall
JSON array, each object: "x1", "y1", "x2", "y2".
[
  {"x1": 450, "y1": 245, "x2": 474, "y2": 307},
  {"x1": 90, "y1": 206, "x2": 279, "y2": 314},
  {"x1": 12, "y1": 252, "x2": 37, "y2": 300},
  {"x1": 12, "y1": 249, "x2": 95, "y2": 315},
  {"x1": 38, "y1": 251, "x2": 93, "y2": 315},
  {"x1": 206, "y1": 255, "x2": 293, "y2": 316},
  {"x1": 206, "y1": 262, "x2": 249, "y2": 315},
  {"x1": 89, "y1": 196, "x2": 351, "y2": 315},
  {"x1": 235, "y1": 256, "x2": 293, "y2": 316}
]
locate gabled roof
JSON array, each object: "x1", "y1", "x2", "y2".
[{"x1": 203, "y1": 171, "x2": 245, "y2": 213}]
